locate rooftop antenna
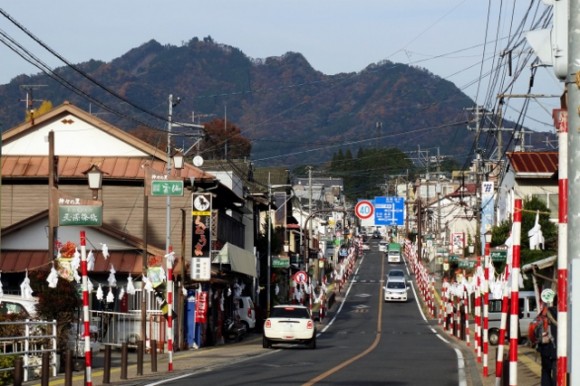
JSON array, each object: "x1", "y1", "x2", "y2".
[{"x1": 19, "y1": 84, "x2": 47, "y2": 124}]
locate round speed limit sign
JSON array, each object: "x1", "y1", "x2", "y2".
[{"x1": 355, "y1": 200, "x2": 374, "y2": 220}]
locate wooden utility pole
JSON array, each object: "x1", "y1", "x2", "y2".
[{"x1": 48, "y1": 131, "x2": 58, "y2": 262}]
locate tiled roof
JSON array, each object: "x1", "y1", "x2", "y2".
[
  {"x1": 0, "y1": 250, "x2": 143, "y2": 274},
  {"x1": 1, "y1": 155, "x2": 213, "y2": 180},
  {"x1": 507, "y1": 152, "x2": 558, "y2": 175},
  {"x1": 448, "y1": 183, "x2": 477, "y2": 198},
  {"x1": 0, "y1": 250, "x2": 186, "y2": 275}
]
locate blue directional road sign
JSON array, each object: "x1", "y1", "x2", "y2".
[{"x1": 374, "y1": 196, "x2": 404, "y2": 226}]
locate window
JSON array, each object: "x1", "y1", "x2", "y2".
[
  {"x1": 0, "y1": 301, "x2": 28, "y2": 316},
  {"x1": 532, "y1": 193, "x2": 558, "y2": 220}
]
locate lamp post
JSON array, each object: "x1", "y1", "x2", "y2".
[{"x1": 85, "y1": 164, "x2": 104, "y2": 200}]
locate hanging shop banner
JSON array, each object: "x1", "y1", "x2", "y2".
[
  {"x1": 195, "y1": 291, "x2": 208, "y2": 323},
  {"x1": 480, "y1": 181, "x2": 495, "y2": 255},
  {"x1": 191, "y1": 193, "x2": 212, "y2": 260}
]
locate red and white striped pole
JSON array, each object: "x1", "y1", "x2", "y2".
[
  {"x1": 474, "y1": 259, "x2": 481, "y2": 362},
  {"x1": 556, "y1": 109, "x2": 568, "y2": 386},
  {"x1": 508, "y1": 198, "x2": 522, "y2": 386},
  {"x1": 482, "y1": 242, "x2": 491, "y2": 377},
  {"x1": 80, "y1": 231, "x2": 92, "y2": 386},
  {"x1": 464, "y1": 285, "x2": 470, "y2": 346},
  {"x1": 494, "y1": 276, "x2": 510, "y2": 385},
  {"x1": 166, "y1": 247, "x2": 175, "y2": 372}
]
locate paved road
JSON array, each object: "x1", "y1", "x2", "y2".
[{"x1": 26, "y1": 242, "x2": 542, "y2": 386}]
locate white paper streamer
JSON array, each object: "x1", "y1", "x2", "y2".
[{"x1": 46, "y1": 266, "x2": 59, "y2": 288}]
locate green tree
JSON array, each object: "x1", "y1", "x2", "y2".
[{"x1": 490, "y1": 196, "x2": 557, "y2": 283}]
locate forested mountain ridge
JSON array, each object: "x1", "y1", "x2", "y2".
[{"x1": 1, "y1": 36, "x2": 515, "y2": 167}]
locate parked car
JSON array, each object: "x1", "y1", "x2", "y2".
[
  {"x1": 234, "y1": 296, "x2": 256, "y2": 330},
  {"x1": 263, "y1": 305, "x2": 316, "y2": 349},
  {"x1": 0, "y1": 295, "x2": 38, "y2": 318},
  {"x1": 487, "y1": 290, "x2": 537, "y2": 345},
  {"x1": 383, "y1": 278, "x2": 408, "y2": 302},
  {"x1": 386, "y1": 268, "x2": 406, "y2": 281}
]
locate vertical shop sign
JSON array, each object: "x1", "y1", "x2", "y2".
[{"x1": 195, "y1": 291, "x2": 208, "y2": 323}]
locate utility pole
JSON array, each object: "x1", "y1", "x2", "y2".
[
  {"x1": 166, "y1": 95, "x2": 181, "y2": 254},
  {"x1": 436, "y1": 147, "x2": 442, "y2": 240},
  {"x1": 308, "y1": 166, "x2": 313, "y2": 259},
  {"x1": 405, "y1": 169, "x2": 410, "y2": 236},
  {"x1": 466, "y1": 106, "x2": 484, "y2": 254}
]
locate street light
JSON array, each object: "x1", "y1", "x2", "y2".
[
  {"x1": 172, "y1": 150, "x2": 184, "y2": 171},
  {"x1": 84, "y1": 164, "x2": 104, "y2": 200},
  {"x1": 484, "y1": 230, "x2": 492, "y2": 255}
]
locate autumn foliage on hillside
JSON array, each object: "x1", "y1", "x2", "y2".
[{"x1": 201, "y1": 118, "x2": 252, "y2": 160}]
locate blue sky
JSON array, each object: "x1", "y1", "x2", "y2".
[{"x1": 0, "y1": 0, "x2": 563, "y2": 135}]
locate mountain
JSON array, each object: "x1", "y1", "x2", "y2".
[{"x1": 0, "y1": 36, "x2": 541, "y2": 167}]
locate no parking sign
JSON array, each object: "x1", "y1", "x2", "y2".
[{"x1": 293, "y1": 271, "x2": 308, "y2": 284}]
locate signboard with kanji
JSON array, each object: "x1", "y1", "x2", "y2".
[
  {"x1": 191, "y1": 193, "x2": 212, "y2": 260},
  {"x1": 58, "y1": 194, "x2": 102, "y2": 226},
  {"x1": 272, "y1": 256, "x2": 290, "y2": 268},
  {"x1": 191, "y1": 257, "x2": 211, "y2": 281},
  {"x1": 374, "y1": 196, "x2": 404, "y2": 226},
  {"x1": 490, "y1": 250, "x2": 507, "y2": 262},
  {"x1": 195, "y1": 291, "x2": 208, "y2": 323},
  {"x1": 151, "y1": 180, "x2": 184, "y2": 196}
]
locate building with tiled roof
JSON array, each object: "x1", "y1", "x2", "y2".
[{"x1": 498, "y1": 151, "x2": 559, "y2": 223}]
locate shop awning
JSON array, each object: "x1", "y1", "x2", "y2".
[{"x1": 213, "y1": 243, "x2": 257, "y2": 278}]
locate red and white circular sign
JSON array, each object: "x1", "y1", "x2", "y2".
[
  {"x1": 354, "y1": 200, "x2": 374, "y2": 220},
  {"x1": 293, "y1": 271, "x2": 308, "y2": 284}
]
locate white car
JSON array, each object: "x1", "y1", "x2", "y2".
[
  {"x1": 378, "y1": 242, "x2": 388, "y2": 252},
  {"x1": 263, "y1": 305, "x2": 316, "y2": 349},
  {"x1": 384, "y1": 278, "x2": 408, "y2": 302},
  {"x1": 0, "y1": 294, "x2": 38, "y2": 318},
  {"x1": 234, "y1": 296, "x2": 256, "y2": 330}
]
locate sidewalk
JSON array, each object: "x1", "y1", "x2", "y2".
[
  {"x1": 26, "y1": 335, "x2": 267, "y2": 386},
  {"x1": 429, "y1": 275, "x2": 541, "y2": 386},
  {"x1": 439, "y1": 322, "x2": 542, "y2": 386}
]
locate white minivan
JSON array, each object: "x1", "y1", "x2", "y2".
[{"x1": 487, "y1": 290, "x2": 537, "y2": 345}]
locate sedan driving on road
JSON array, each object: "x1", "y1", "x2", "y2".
[
  {"x1": 384, "y1": 278, "x2": 408, "y2": 302},
  {"x1": 263, "y1": 305, "x2": 316, "y2": 349}
]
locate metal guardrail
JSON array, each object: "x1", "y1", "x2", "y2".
[
  {"x1": 88, "y1": 310, "x2": 167, "y2": 351},
  {"x1": 0, "y1": 319, "x2": 57, "y2": 382}
]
